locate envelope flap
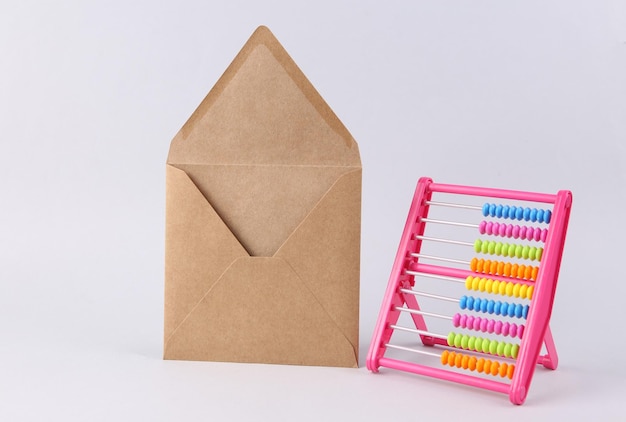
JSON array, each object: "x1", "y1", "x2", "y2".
[
  {"x1": 167, "y1": 25, "x2": 361, "y2": 167},
  {"x1": 164, "y1": 165, "x2": 248, "y2": 341},
  {"x1": 275, "y1": 168, "x2": 361, "y2": 356},
  {"x1": 164, "y1": 257, "x2": 358, "y2": 367}
]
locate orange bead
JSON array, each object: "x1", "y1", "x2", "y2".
[
  {"x1": 503, "y1": 262, "x2": 512, "y2": 277},
  {"x1": 499, "y1": 363, "x2": 508, "y2": 378},
  {"x1": 454, "y1": 353, "x2": 463, "y2": 368},
  {"x1": 476, "y1": 358, "x2": 485, "y2": 373},
  {"x1": 531, "y1": 266, "x2": 539, "y2": 280},
  {"x1": 461, "y1": 355, "x2": 470, "y2": 370},
  {"x1": 491, "y1": 361, "x2": 500, "y2": 376},
  {"x1": 507, "y1": 364, "x2": 515, "y2": 379},
  {"x1": 470, "y1": 258, "x2": 478, "y2": 272},
  {"x1": 497, "y1": 261, "x2": 505, "y2": 275},
  {"x1": 441, "y1": 350, "x2": 449, "y2": 366},
  {"x1": 468, "y1": 356, "x2": 477, "y2": 371}
]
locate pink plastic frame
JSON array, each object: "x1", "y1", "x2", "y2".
[{"x1": 367, "y1": 177, "x2": 572, "y2": 405}]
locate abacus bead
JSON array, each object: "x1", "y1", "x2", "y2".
[
  {"x1": 497, "y1": 342, "x2": 505, "y2": 356},
  {"x1": 502, "y1": 205, "x2": 510, "y2": 219},
  {"x1": 494, "y1": 320, "x2": 503, "y2": 335},
  {"x1": 487, "y1": 319, "x2": 495, "y2": 333},
  {"x1": 537, "y1": 248, "x2": 543, "y2": 261},
  {"x1": 453, "y1": 313, "x2": 461, "y2": 327},
  {"x1": 512, "y1": 225, "x2": 520, "y2": 239},
  {"x1": 447, "y1": 332, "x2": 455, "y2": 347},
  {"x1": 441, "y1": 350, "x2": 449, "y2": 365},
  {"x1": 465, "y1": 276, "x2": 472, "y2": 290},
  {"x1": 485, "y1": 278, "x2": 493, "y2": 292},
  {"x1": 480, "y1": 299, "x2": 489, "y2": 313},
  {"x1": 506, "y1": 224, "x2": 514, "y2": 238},
  {"x1": 491, "y1": 362, "x2": 500, "y2": 376},
  {"x1": 541, "y1": 229, "x2": 548, "y2": 242},
  {"x1": 488, "y1": 242, "x2": 496, "y2": 255},
  {"x1": 522, "y1": 305, "x2": 529, "y2": 319},
  {"x1": 481, "y1": 241, "x2": 489, "y2": 254},
  {"x1": 509, "y1": 323, "x2": 518, "y2": 338},
  {"x1": 489, "y1": 203, "x2": 496, "y2": 217},
  {"x1": 537, "y1": 209, "x2": 545, "y2": 223},
  {"x1": 469, "y1": 356, "x2": 477, "y2": 371},
  {"x1": 510, "y1": 304, "x2": 519, "y2": 318},
  {"x1": 506, "y1": 283, "x2": 514, "y2": 297},
  {"x1": 515, "y1": 207, "x2": 524, "y2": 220},
  {"x1": 471, "y1": 316, "x2": 480, "y2": 330},
  {"x1": 470, "y1": 258, "x2": 478, "y2": 272},
  {"x1": 545, "y1": 210, "x2": 552, "y2": 224},
  {"x1": 461, "y1": 335, "x2": 470, "y2": 349},
  {"x1": 474, "y1": 239, "x2": 482, "y2": 253},
  {"x1": 499, "y1": 363, "x2": 508, "y2": 378},
  {"x1": 460, "y1": 314, "x2": 468, "y2": 328},
  {"x1": 508, "y1": 206, "x2": 517, "y2": 219},
  {"x1": 461, "y1": 355, "x2": 470, "y2": 370},
  {"x1": 494, "y1": 301, "x2": 502, "y2": 315},
  {"x1": 528, "y1": 247, "x2": 536, "y2": 261},
  {"x1": 479, "y1": 220, "x2": 487, "y2": 234},
  {"x1": 480, "y1": 318, "x2": 488, "y2": 332},
  {"x1": 530, "y1": 208, "x2": 538, "y2": 222},
  {"x1": 523, "y1": 207, "x2": 531, "y2": 221},
  {"x1": 487, "y1": 300, "x2": 495, "y2": 314},
  {"x1": 503, "y1": 343, "x2": 512, "y2": 358},
  {"x1": 486, "y1": 222, "x2": 493, "y2": 235},
  {"x1": 513, "y1": 283, "x2": 521, "y2": 298},
  {"x1": 477, "y1": 358, "x2": 485, "y2": 373},
  {"x1": 455, "y1": 353, "x2": 463, "y2": 367},
  {"x1": 468, "y1": 336, "x2": 476, "y2": 351},
  {"x1": 460, "y1": 296, "x2": 468, "y2": 309},
  {"x1": 527, "y1": 285, "x2": 534, "y2": 299},
  {"x1": 482, "y1": 338, "x2": 490, "y2": 353},
  {"x1": 496, "y1": 204, "x2": 503, "y2": 218},
  {"x1": 534, "y1": 228, "x2": 542, "y2": 242},
  {"x1": 482, "y1": 203, "x2": 490, "y2": 217},
  {"x1": 489, "y1": 341, "x2": 498, "y2": 355},
  {"x1": 507, "y1": 364, "x2": 515, "y2": 379},
  {"x1": 501, "y1": 322, "x2": 509, "y2": 336},
  {"x1": 478, "y1": 278, "x2": 486, "y2": 291},
  {"x1": 518, "y1": 325, "x2": 525, "y2": 339},
  {"x1": 512, "y1": 344, "x2": 520, "y2": 359}
]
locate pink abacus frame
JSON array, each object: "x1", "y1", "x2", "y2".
[{"x1": 367, "y1": 177, "x2": 572, "y2": 405}]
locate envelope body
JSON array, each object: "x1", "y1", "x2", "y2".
[{"x1": 163, "y1": 26, "x2": 361, "y2": 367}]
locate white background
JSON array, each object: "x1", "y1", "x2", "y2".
[{"x1": 2, "y1": 1, "x2": 625, "y2": 420}]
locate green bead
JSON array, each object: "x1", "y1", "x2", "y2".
[
  {"x1": 474, "y1": 239, "x2": 482, "y2": 253},
  {"x1": 495, "y1": 242, "x2": 502, "y2": 256},
  {"x1": 481, "y1": 241, "x2": 489, "y2": 254},
  {"x1": 511, "y1": 344, "x2": 520, "y2": 359},
  {"x1": 447, "y1": 332, "x2": 455, "y2": 347},
  {"x1": 497, "y1": 342, "x2": 506, "y2": 356},
  {"x1": 468, "y1": 336, "x2": 476, "y2": 351},
  {"x1": 461, "y1": 335, "x2": 470, "y2": 349},
  {"x1": 454, "y1": 333, "x2": 462, "y2": 348},
  {"x1": 481, "y1": 338, "x2": 490, "y2": 353},
  {"x1": 537, "y1": 248, "x2": 543, "y2": 261},
  {"x1": 489, "y1": 340, "x2": 498, "y2": 355},
  {"x1": 488, "y1": 242, "x2": 496, "y2": 255},
  {"x1": 515, "y1": 244, "x2": 523, "y2": 258},
  {"x1": 503, "y1": 343, "x2": 512, "y2": 358},
  {"x1": 522, "y1": 246, "x2": 530, "y2": 259}
]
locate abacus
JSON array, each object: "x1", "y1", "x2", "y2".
[{"x1": 367, "y1": 177, "x2": 572, "y2": 405}]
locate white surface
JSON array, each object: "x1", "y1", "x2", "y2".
[{"x1": 1, "y1": 1, "x2": 625, "y2": 420}]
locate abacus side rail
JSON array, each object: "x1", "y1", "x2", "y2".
[
  {"x1": 428, "y1": 182, "x2": 557, "y2": 204},
  {"x1": 378, "y1": 357, "x2": 510, "y2": 395}
]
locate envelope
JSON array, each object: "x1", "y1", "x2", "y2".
[{"x1": 163, "y1": 26, "x2": 362, "y2": 367}]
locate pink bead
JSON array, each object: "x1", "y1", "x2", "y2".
[
  {"x1": 480, "y1": 318, "x2": 488, "y2": 332},
  {"x1": 518, "y1": 325, "x2": 525, "y2": 339},
  {"x1": 470, "y1": 316, "x2": 478, "y2": 330},
  {"x1": 487, "y1": 319, "x2": 495, "y2": 333},
  {"x1": 486, "y1": 222, "x2": 493, "y2": 235},
  {"x1": 452, "y1": 313, "x2": 461, "y2": 327},
  {"x1": 502, "y1": 322, "x2": 510, "y2": 336},
  {"x1": 494, "y1": 320, "x2": 503, "y2": 335},
  {"x1": 512, "y1": 225, "x2": 520, "y2": 239},
  {"x1": 541, "y1": 229, "x2": 548, "y2": 242},
  {"x1": 479, "y1": 221, "x2": 487, "y2": 234},
  {"x1": 510, "y1": 324, "x2": 518, "y2": 338},
  {"x1": 460, "y1": 314, "x2": 468, "y2": 328},
  {"x1": 534, "y1": 228, "x2": 541, "y2": 242},
  {"x1": 498, "y1": 223, "x2": 506, "y2": 237},
  {"x1": 505, "y1": 224, "x2": 513, "y2": 238},
  {"x1": 519, "y1": 226, "x2": 527, "y2": 240}
]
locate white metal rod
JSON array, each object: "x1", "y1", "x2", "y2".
[
  {"x1": 395, "y1": 306, "x2": 453, "y2": 320},
  {"x1": 425, "y1": 200, "x2": 482, "y2": 211},
  {"x1": 384, "y1": 343, "x2": 441, "y2": 359},
  {"x1": 389, "y1": 324, "x2": 448, "y2": 340},
  {"x1": 399, "y1": 288, "x2": 460, "y2": 303},
  {"x1": 420, "y1": 217, "x2": 479, "y2": 229},
  {"x1": 415, "y1": 234, "x2": 474, "y2": 247},
  {"x1": 404, "y1": 270, "x2": 465, "y2": 284},
  {"x1": 411, "y1": 253, "x2": 470, "y2": 265}
]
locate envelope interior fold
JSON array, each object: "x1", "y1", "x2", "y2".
[{"x1": 164, "y1": 256, "x2": 358, "y2": 367}]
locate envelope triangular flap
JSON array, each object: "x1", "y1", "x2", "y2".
[
  {"x1": 167, "y1": 25, "x2": 360, "y2": 166},
  {"x1": 163, "y1": 257, "x2": 357, "y2": 367},
  {"x1": 166, "y1": 25, "x2": 361, "y2": 257}
]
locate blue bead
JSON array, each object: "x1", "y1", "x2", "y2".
[
  {"x1": 482, "y1": 204, "x2": 490, "y2": 217},
  {"x1": 468, "y1": 296, "x2": 475, "y2": 310},
  {"x1": 502, "y1": 205, "x2": 510, "y2": 219},
  {"x1": 481, "y1": 300, "x2": 489, "y2": 313},
  {"x1": 487, "y1": 300, "x2": 495, "y2": 314},
  {"x1": 523, "y1": 207, "x2": 531, "y2": 221},
  {"x1": 530, "y1": 208, "x2": 537, "y2": 222},
  {"x1": 515, "y1": 304, "x2": 523, "y2": 318},
  {"x1": 544, "y1": 210, "x2": 552, "y2": 224},
  {"x1": 460, "y1": 296, "x2": 467, "y2": 309},
  {"x1": 515, "y1": 207, "x2": 524, "y2": 220},
  {"x1": 489, "y1": 204, "x2": 496, "y2": 217},
  {"x1": 494, "y1": 301, "x2": 502, "y2": 315},
  {"x1": 523, "y1": 305, "x2": 529, "y2": 319},
  {"x1": 508, "y1": 206, "x2": 516, "y2": 219},
  {"x1": 495, "y1": 204, "x2": 503, "y2": 218},
  {"x1": 508, "y1": 304, "x2": 515, "y2": 317},
  {"x1": 536, "y1": 209, "x2": 544, "y2": 223}
]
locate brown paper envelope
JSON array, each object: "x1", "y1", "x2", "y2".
[
  {"x1": 164, "y1": 166, "x2": 360, "y2": 366},
  {"x1": 164, "y1": 26, "x2": 361, "y2": 367}
]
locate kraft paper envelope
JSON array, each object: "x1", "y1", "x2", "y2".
[{"x1": 163, "y1": 26, "x2": 362, "y2": 367}]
